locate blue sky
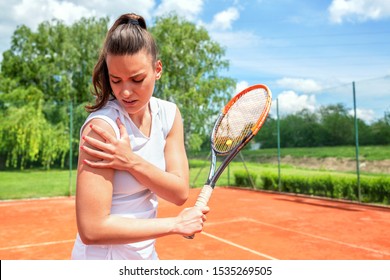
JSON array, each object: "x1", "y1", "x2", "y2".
[{"x1": 1, "y1": 0, "x2": 390, "y2": 122}]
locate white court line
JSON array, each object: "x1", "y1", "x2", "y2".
[
  {"x1": 247, "y1": 218, "x2": 390, "y2": 257},
  {"x1": 2, "y1": 219, "x2": 387, "y2": 258},
  {"x1": 201, "y1": 231, "x2": 278, "y2": 260},
  {"x1": 1, "y1": 233, "x2": 278, "y2": 260},
  {"x1": 208, "y1": 217, "x2": 390, "y2": 257},
  {"x1": 0, "y1": 197, "x2": 74, "y2": 207},
  {"x1": 0, "y1": 239, "x2": 75, "y2": 251}
]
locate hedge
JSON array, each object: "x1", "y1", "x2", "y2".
[
  {"x1": 253, "y1": 172, "x2": 390, "y2": 205},
  {"x1": 234, "y1": 170, "x2": 258, "y2": 187}
]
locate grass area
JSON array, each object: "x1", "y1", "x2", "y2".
[
  {"x1": 189, "y1": 145, "x2": 390, "y2": 161},
  {"x1": 0, "y1": 163, "x2": 352, "y2": 199},
  {"x1": 0, "y1": 170, "x2": 77, "y2": 200},
  {"x1": 239, "y1": 145, "x2": 390, "y2": 161},
  {"x1": 189, "y1": 160, "x2": 367, "y2": 188},
  {"x1": 1, "y1": 145, "x2": 388, "y2": 200}
]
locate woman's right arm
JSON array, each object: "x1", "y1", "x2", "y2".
[{"x1": 75, "y1": 118, "x2": 208, "y2": 245}]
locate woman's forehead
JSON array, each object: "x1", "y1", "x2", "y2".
[{"x1": 106, "y1": 51, "x2": 154, "y2": 73}]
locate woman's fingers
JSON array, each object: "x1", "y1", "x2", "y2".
[
  {"x1": 116, "y1": 118, "x2": 128, "y2": 139},
  {"x1": 81, "y1": 145, "x2": 112, "y2": 161},
  {"x1": 81, "y1": 119, "x2": 133, "y2": 170},
  {"x1": 90, "y1": 124, "x2": 117, "y2": 143},
  {"x1": 82, "y1": 135, "x2": 113, "y2": 153}
]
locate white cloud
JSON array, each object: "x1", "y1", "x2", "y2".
[
  {"x1": 276, "y1": 78, "x2": 323, "y2": 93},
  {"x1": 12, "y1": 0, "x2": 96, "y2": 28},
  {"x1": 348, "y1": 108, "x2": 376, "y2": 123},
  {"x1": 0, "y1": 0, "x2": 156, "y2": 60},
  {"x1": 275, "y1": 91, "x2": 317, "y2": 115},
  {"x1": 155, "y1": 0, "x2": 203, "y2": 21},
  {"x1": 103, "y1": 0, "x2": 156, "y2": 23},
  {"x1": 328, "y1": 0, "x2": 390, "y2": 23},
  {"x1": 235, "y1": 80, "x2": 249, "y2": 95},
  {"x1": 209, "y1": 7, "x2": 240, "y2": 30},
  {"x1": 11, "y1": 0, "x2": 156, "y2": 27}
]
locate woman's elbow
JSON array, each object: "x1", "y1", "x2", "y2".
[
  {"x1": 174, "y1": 187, "x2": 189, "y2": 206},
  {"x1": 79, "y1": 228, "x2": 101, "y2": 245},
  {"x1": 77, "y1": 222, "x2": 105, "y2": 245}
]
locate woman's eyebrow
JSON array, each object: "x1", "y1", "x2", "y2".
[
  {"x1": 109, "y1": 73, "x2": 120, "y2": 79},
  {"x1": 109, "y1": 72, "x2": 145, "y2": 79}
]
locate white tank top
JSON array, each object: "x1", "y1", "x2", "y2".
[{"x1": 72, "y1": 97, "x2": 177, "y2": 260}]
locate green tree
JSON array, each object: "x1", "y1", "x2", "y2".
[
  {"x1": 1, "y1": 14, "x2": 236, "y2": 168},
  {"x1": 278, "y1": 109, "x2": 324, "y2": 148},
  {"x1": 150, "y1": 14, "x2": 236, "y2": 151},
  {"x1": 0, "y1": 17, "x2": 108, "y2": 169},
  {"x1": 253, "y1": 115, "x2": 277, "y2": 148},
  {"x1": 0, "y1": 87, "x2": 69, "y2": 169},
  {"x1": 1, "y1": 17, "x2": 108, "y2": 104},
  {"x1": 319, "y1": 104, "x2": 354, "y2": 146},
  {"x1": 356, "y1": 119, "x2": 373, "y2": 145},
  {"x1": 370, "y1": 111, "x2": 390, "y2": 145}
]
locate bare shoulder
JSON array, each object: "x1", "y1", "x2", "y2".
[
  {"x1": 167, "y1": 106, "x2": 183, "y2": 138},
  {"x1": 81, "y1": 117, "x2": 117, "y2": 139}
]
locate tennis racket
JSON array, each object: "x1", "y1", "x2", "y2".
[{"x1": 186, "y1": 84, "x2": 272, "y2": 239}]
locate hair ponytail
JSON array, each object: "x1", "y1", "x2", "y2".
[{"x1": 87, "y1": 13, "x2": 158, "y2": 112}]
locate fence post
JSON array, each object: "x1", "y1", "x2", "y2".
[
  {"x1": 277, "y1": 98, "x2": 281, "y2": 192},
  {"x1": 69, "y1": 101, "x2": 73, "y2": 197},
  {"x1": 352, "y1": 82, "x2": 361, "y2": 202}
]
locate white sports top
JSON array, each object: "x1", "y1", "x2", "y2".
[{"x1": 71, "y1": 97, "x2": 177, "y2": 260}]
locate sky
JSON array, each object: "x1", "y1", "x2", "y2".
[{"x1": 1, "y1": 0, "x2": 390, "y2": 122}]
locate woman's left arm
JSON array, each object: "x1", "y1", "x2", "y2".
[{"x1": 82, "y1": 107, "x2": 189, "y2": 205}]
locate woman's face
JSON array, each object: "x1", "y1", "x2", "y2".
[{"x1": 106, "y1": 50, "x2": 162, "y2": 117}]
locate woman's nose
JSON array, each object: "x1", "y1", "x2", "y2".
[
  {"x1": 121, "y1": 89, "x2": 131, "y2": 98},
  {"x1": 120, "y1": 83, "x2": 133, "y2": 98}
]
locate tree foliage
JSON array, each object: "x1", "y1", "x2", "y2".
[
  {"x1": 0, "y1": 14, "x2": 237, "y2": 169},
  {"x1": 150, "y1": 14, "x2": 236, "y2": 151},
  {"x1": 0, "y1": 17, "x2": 108, "y2": 169},
  {"x1": 1, "y1": 15, "x2": 389, "y2": 169},
  {"x1": 0, "y1": 86, "x2": 69, "y2": 169},
  {"x1": 255, "y1": 104, "x2": 390, "y2": 149},
  {"x1": 2, "y1": 17, "x2": 108, "y2": 104}
]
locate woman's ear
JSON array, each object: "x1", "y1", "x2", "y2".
[{"x1": 155, "y1": 60, "x2": 163, "y2": 80}]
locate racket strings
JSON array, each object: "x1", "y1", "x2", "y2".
[{"x1": 213, "y1": 88, "x2": 269, "y2": 154}]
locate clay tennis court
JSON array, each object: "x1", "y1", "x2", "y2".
[{"x1": 1, "y1": 187, "x2": 389, "y2": 260}]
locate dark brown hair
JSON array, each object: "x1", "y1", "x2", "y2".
[{"x1": 86, "y1": 13, "x2": 158, "y2": 112}]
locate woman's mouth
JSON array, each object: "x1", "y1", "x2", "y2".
[{"x1": 122, "y1": 99, "x2": 137, "y2": 105}]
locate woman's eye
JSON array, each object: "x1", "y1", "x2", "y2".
[
  {"x1": 133, "y1": 78, "x2": 144, "y2": 83},
  {"x1": 111, "y1": 79, "x2": 121, "y2": 84}
]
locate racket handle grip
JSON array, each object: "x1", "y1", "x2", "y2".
[{"x1": 184, "y1": 184, "x2": 213, "y2": 239}]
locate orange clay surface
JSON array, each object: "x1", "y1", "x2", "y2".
[{"x1": 1, "y1": 187, "x2": 389, "y2": 260}]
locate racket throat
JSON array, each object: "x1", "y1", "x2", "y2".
[
  {"x1": 210, "y1": 144, "x2": 243, "y2": 187},
  {"x1": 206, "y1": 151, "x2": 217, "y2": 187}
]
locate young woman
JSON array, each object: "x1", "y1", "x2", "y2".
[{"x1": 71, "y1": 13, "x2": 209, "y2": 260}]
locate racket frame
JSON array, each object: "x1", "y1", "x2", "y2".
[
  {"x1": 206, "y1": 84, "x2": 272, "y2": 188},
  {"x1": 185, "y1": 84, "x2": 271, "y2": 239}
]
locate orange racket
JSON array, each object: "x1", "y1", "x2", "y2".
[{"x1": 186, "y1": 84, "x2": 272, "y2": 239}]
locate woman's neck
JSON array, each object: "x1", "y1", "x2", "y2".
[{"x1": 129, "y1": 102, "x2": 152, "y2": 137}]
